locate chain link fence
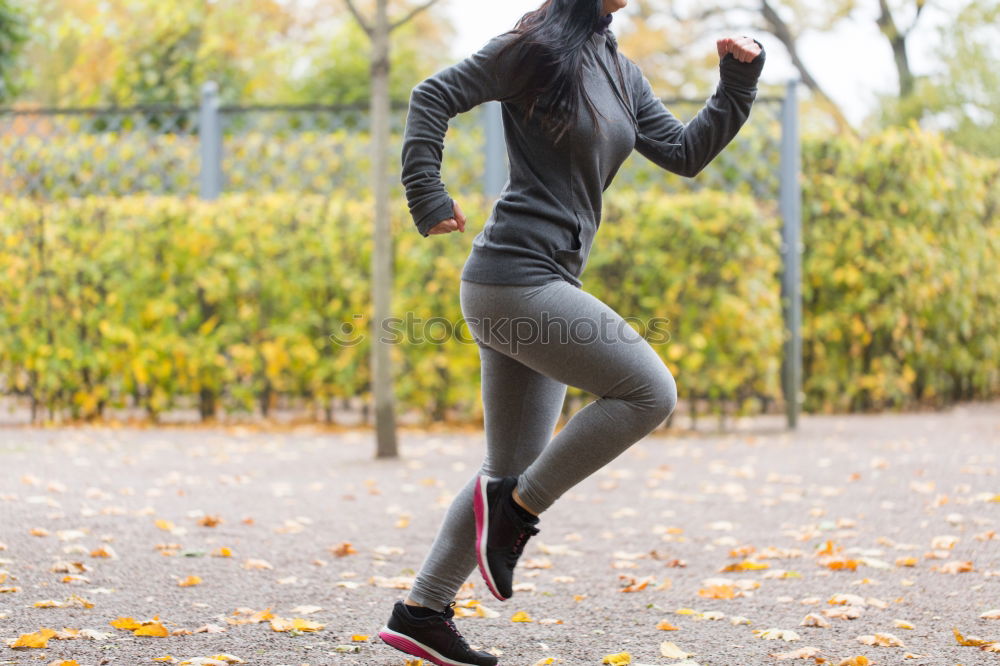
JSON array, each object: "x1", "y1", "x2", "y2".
[{"x1": 2, "y1": 85, "x2": 786, "y2": 202}]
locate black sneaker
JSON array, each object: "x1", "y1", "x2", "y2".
[
  {"x1": 377, "y1": 600, "x2": 498, "y2": 666},
  {"x1": 473, "y1": 474, "x2": 540, "y2": 601}
]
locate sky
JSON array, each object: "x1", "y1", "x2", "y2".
[{"x1": 440, "y1": 0, "x2": 962, "y2": 127}]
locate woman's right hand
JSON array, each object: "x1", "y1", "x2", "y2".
[{"x1": 427, "y1": 199, "x2": 466, "y2": 234}]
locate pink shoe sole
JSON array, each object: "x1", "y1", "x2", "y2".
[
  {"x1": 473, "y1": 474, "x2": 507, "y2": 601},
  {"x1": 378, "y1": 628, "x2": 476, "y2": 666}
]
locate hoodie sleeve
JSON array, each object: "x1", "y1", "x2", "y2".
[
  {"x1": 401, "y1": 32, "x2": 522, "y2": 237},
  {"x1": 629, "y1": 39, "x2": 766, "y2": 178}
]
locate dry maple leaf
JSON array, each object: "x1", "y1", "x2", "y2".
[
  {"x1": 225, "y1": 608, "x2": 274, "y2": 625},
  {"x1": 330, "y1": 542, "x2": 357, "y2": 557},
  {"x1": 856, "y1": 632, "x2": 904, "y2": 647},
  {"x1": 720, "y1": 559, "x2": 769, "y2": 572},
  {"x1": 823, "y1": 606, "x2": 863, "y2": 620},
  {"x1": 770, "y1": 646, "x2": 822, "y2": 660},
  {"x1": 8, "y1": 627, "x2": 57, "y2": 648},
  {"x1": 800, "y1": 613, "x2": 830, "y2": 627},
  {"x1": 510, "y1": 611, "x2": 533, "y2": 622},
  {"x1": 934, "y1": 560, "x2": 974, "y2": 574},
  {"x1": 135, "y1": 620, "x2": 169, "y2": 637},
  {"x1": 619, "y1": 574, "x2": 654, "y2": 592},
  {"x1": 698, "y1": 584, "x2": 737, "y2": 599},
  {"x1": 242, "y1": 558, "x2": 273, "y2": 570},
  {"x1": 753, "y1": 628, "x2": 801, "y2": 641},
  {"x1": 601, "y1": 653, "x2": 631, "y2": 665},
  {"x1": 269, "y1": 617, "x2": 324, "y2": 632},
  {"x1": 659, "y1": 641, "x2": 693, "y2": 658},
  {"x1": 952, "y1": 626, "x2": 998, "y2": 647}
]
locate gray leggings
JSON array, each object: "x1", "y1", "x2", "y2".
[{"x1": 406, "y1": 278, "x2": 677, "y2": 611}]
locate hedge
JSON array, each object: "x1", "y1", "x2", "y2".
[
  {"x1": 801, "y1": 122, "x2": 1000, "y2": 410},
  {"x1": 0, "y1": 189, "x2": 780, "y2": 424},
  {"x1": 0, "y1": 123, "x2": 997, "y2": 424}
]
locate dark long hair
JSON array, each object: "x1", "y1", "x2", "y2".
[{"x1": 495, "y1": 0, "x2": 609, "y2": 145}]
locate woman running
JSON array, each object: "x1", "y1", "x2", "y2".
[{"x1": 379, "y1": 1, "x2": 765, "y2": 663}]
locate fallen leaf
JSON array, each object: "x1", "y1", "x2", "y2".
[
  {"x1": 8, "y1": 627, "x2": 57, "y2": 648},
  {"x1": 242, "y1": 558, "x2": 273, "y2": 570},
  {"x1": 660, "y1": 642, "x2": 693, "y2": 658},
  {"x1": 753, "y1": 628, "x2": 801, "y2": 641},
  {"x1": 857, "y1": 632, "x2": 905, "y2": 647},
  {"x1": 770, "y1": 646, "x2": 822, "y2": 660}
]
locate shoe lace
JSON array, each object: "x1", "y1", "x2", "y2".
[
  {"x1": 441, "y1": 601, "x2": 473, "y2": 652},
  {"x1": 505, "y1": 522, "x2": 540, "y2": 568}
]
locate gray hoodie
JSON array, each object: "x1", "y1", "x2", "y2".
[{"x1": 400, "y1": 27, "x2": 766, "y2": 288}]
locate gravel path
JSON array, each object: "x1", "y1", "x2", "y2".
[{"x1": 0, "y1": 401, "x2": 998, "y2": 665}]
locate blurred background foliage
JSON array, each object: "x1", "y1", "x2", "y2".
[
  {"x1": 0, "y1": 0, "x2": 997, "y2": 424},
  {"x1": 0, "y1": 0, "x2": 996, "y2": 153}
]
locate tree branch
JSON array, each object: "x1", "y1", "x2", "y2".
[
  {"x1": 343, "y1": 0, "x2": 373, "y2": 38},
  {"x1": 761, "y1": 0, "x2": 855, "y2": 135},
  {"x1": 389, "y1": 0, "x2": 441, "y2": 32}
]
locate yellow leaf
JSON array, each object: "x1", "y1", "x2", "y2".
[
  {"x1": 601, "y1": 652, "x2": 631, "y2": 665},
  {"x1": 331, "y1": 542, "x2": 358, "y2": 557},
  {"x1": 510, "y1": 611, "x2": 533, "y2": 622},
  {"x1": 351, "y1": 634, "x2": 369, "y2": 641},
  {"x1": 206, "y1": 656, "x2": 244, "y2": 663},
  {"x1": 152, "y1": 658, "x2": 177, "y2": 663},
  {"x1": 110, "y1": 617, "x2": 142, "y2": 630},
  {"x1": 836, "y1": 657, "x2": 870, "y2": 666},
  {"x1": 178, "y1": 575, "x2": 202, "y2": 587},
  {"x1": 10, "y1": 627, "x2": 57, "y2": 647},
  {"x1": 134, "y1": 621, "x2": 169, "y2": 637},
  {"x1": 291, "y1": 618, "x2": 324, "y2": 632},
  {"x1": 698, "y1": 584, "x2": 737, "y2": 599},
  {"x1": 721, "y1": 559, "x2": 769, "y2": 572},
  {"x1": 211, "y1": 547, "x2": 233, "y2": 557},
  {"x1": 154, "y1": 519, "x2": 175, "y2": 531},
  {"x1": 660, "y1": 642, "x2": 692, "y2": 658},
  {"x1": 656, "y1": 619, "x2": 680, "y2": 630},
  {"x1": 270, "y1": 617, "x2": 324, "y2": 632},
  {"x1": 953, "y1": 626, "x2": 996, "y2": 647}
]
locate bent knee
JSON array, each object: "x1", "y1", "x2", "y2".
[{"x1": 633, "y1": 368, "x2": 678, "y2": 422}]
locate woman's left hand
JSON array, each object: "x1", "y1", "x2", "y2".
[{"x1": 716, "y1": 36, "x2": 762, "y2": 63}]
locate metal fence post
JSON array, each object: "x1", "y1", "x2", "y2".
[
  {"x1": 483, "y1": 101, "x2": 506, "y2": 197},
  {"x1": 199, "y1": 81, "x2": 223, "y2": 200},
  {"x1": 779, "y1": 78, "x2": 802, "y2": 429}
]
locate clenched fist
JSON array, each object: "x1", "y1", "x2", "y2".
[
  {"x1": 717, "y1": 36, "x2": 762, "y2": 64},
  {"x1": 427, "y1": 199, "x2": 466, "y2": 235}
]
